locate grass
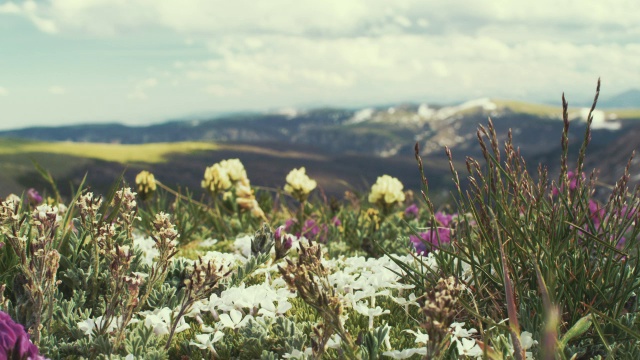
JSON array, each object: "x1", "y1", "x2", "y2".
[{"x1": 0, "y1": 138, "x2": 219, "y2": 164}]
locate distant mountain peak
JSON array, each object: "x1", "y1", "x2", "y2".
[{"x1": 601, "y1": 89, "x2": 640, "y2": 109}]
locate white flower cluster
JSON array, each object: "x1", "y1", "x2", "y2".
[{"x1": 82, "y1": 231, "x2": 537, "y2": 359}]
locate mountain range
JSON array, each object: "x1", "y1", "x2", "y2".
[{"x1": 1, "y1": 98, "x2": 639, "y2": 202}]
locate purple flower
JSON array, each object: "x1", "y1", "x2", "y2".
[
  {"x1": 301, "y1": 219, "x2": 329, "y2": 243},
  {"x1": 620, "y1": 205, "x2": 638, "y2": 220},
  {"x1": 284, "y1": 218, "x2": 297, "y2": 232},
  {"x1": 26, "y1": 188, "x2": 43, "y2": 206},
  {"x1": 0, "y1": 311, "x2": 43, "y2": 360},
  {"x1": 331, "y1": 216, "x2": 342, "y2": 227},
  {"x1": 275, "y1": 226, "x2": 293, "y2": 250},
  {"x1": 404, "y1": 204, "x2": 419, "y2": 219},
  {"x1": 410, "y1": 228, "x2": 451, "y2": 255},
  {"x1": 588, "y1": 200, "x2": 606, "y2": 229},
  {"x1": 553, "y1": 171, "x2": 585, "y2": 196},
  {"x1": 434, "y1": 211, "x2": 454, "y2": 227}
]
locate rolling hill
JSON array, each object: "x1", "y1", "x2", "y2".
[{"x1": 1, "y1": 98, "x2": 639, "y2": 203}]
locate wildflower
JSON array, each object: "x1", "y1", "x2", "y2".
[
  {"x1": 365, "y1": 208, "x2": 381, "y2": 231},
  {"x1": 202, "y1": 163, "x2": 232, "y2": 194},
  {"x1": 588, "y1": 200, "x2": 606, "y2": 229},
  {"x1": 135, "y1": 170, "x2": 157, "y2": 200},
  {"x1": 301, "y1": 219, "x2": 329, "y2": 243},
  {"x1": 410, "y1": 228, "x2": 451, "y2": 255},
  {"x1": 218, "y1": 309, "x2": 253, "y2": 330},
  {"x1": 219, "y1": 159, "x2": 247, "y2": 182},
  {"x1": 3, "y1": 194, "x2": 20, "y2": 205},
  {"x1": 404, "y1": 204, "x2": 419, "y2": 219},
  {"x1": 369, "y1": 175, "x2": 406, "y2": 209},
  {"x1": 235, "y1": 178, "x2": 266, "y2": 219},
  {"x1": 284, "y1": 167, "x2": 317, "y2": 202},
  {"x1": 26, "y1": 188, "x2": 43, "y2": 206},
  {"x1": 520, "y1": 331, "x2": 538, "y2": 351},
  {"x1": 189, "y1": 331, "x2": 224, "y2": 354},
  {"x1": 0, "y1": 311, "x2": 43, "y2": 359},
  {"x1": 434, "y1": 211, "x2": 455, "y2": 227},
  {"x1": 274, "y1": 226, "x2": 293, "y2": 260},
  {"x1": 382, "y1": 348, "x2": 428, "y2": 359}
]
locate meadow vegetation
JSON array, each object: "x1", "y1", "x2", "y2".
[
  {"x1": 0, "y1": 139, "x2": 218, "y2": 164},
  {"x1": 1, "y1": 81, "x2": 640, "y2": 359}
]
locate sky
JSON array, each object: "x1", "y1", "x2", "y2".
[{"x1": 0, "y1": 0, "x2": 639, "y2": 130}]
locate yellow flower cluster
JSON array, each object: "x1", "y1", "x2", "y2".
[
  {"x1": 201, "y1": 163, "x2": 232, "y2": 194},
  {"x1": 368, "y1": 175, "x2": 406, "y2": 207},
  {"x1": 284, "y1": 167, "x2": 317, "y2": 202},
  {"x1": 135, "y1": 170, "x2": 157, "y2": 200},
  {"x1": 202, "y1": 159, "x2": 265, "y2": 219}
]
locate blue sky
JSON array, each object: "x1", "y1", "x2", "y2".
[{"x1": 1, "y1": 0, "x2": 639, "y2": 130}]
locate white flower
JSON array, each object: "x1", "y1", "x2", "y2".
[
  {"x1": 77, "y1": 317, "x2": 97, "y2": 338},
  {"x1": 520, "y1": 331, "x2": 538, "y2": 350},
  {"x1": 404, "y1": 329, "x2": 429, "y2": 345},
  {"x1": 141, "y1": 307, "x2": 189, "y2": 336},
  {"x1": 199, "y1": 238, "x2": 218, "y2": 247},
  {"x1": 325, "y1": 333, "x2": 342, "y2": 349},
  {"x1": 133, "y1": 236, "x2": 159, "y2": 266},
  {"x1": 218, "y1": 309, "x2": 252, "y2": 330},
  {"x1": 77, "y1": 315, "x2": 131, "y2": 339},
  {"x1": 282, "y1": 348, "x2": 313, "y2": 359},
  {"x1": 368, "y1": 175, "x2": 405, "y2": 206},
  {"x1": 454, "y1": 338, "x2": 483, "y2": 358},
  {"x1": 382, "y1": 348, "x2": 428, "y2": 359},
  {"x1": 450, "y1": 322, "x2": 478, "y2": 338},
  {"x1": 284, "y1": 167, "x2": 317, "y2": 201},
  {"x1": 189, "y1": 331, "x2": 224, "y2": 353}
]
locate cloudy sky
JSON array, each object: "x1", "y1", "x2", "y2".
[{"x1": 0, "y1": 0, "x2": 639, "y2": 130}]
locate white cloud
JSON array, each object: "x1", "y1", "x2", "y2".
[
  {"x1": 0, "y1": 86, "x2": 8, "y2": 96},
  {"x1": 167, "y1": 34, "x2": 637, "y2": 107},
  {"x1": 1, "y1": 1, "x2": 58, "y2": 33},
  {"x1": 49, "y1": 86, "x2": 66, "y2": 95},
  {"x1": 0, "y1": 1, "x2": 635, "y2": 42},
  {"x1": 128, "y1": 78, "x2": 158, "y2": 100},
  {"x1": 2, "y1": 0, "x2": 639, "y2": 126},
  {"x1": 0, "y1": 2, "x2": 21, "y2": 14}
]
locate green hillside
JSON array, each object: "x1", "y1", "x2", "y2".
[{"x1": 0, "y1": 138, "x2": 219, "y2": 164}]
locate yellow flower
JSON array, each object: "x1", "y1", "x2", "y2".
[
  {"x1": 135, "y1": 170, "x2": 157, "y2": 200},
  {"x1": 219, "y1": 159, "x2": 247, "y2": 182},
  {"x1": 201, "y1": 164, "x2": 232, "y2": 194},
  {"x1": 234, "y1": 174, "x2": 266, "y2": 219},
  {"x1": 368, "y1": 175, "x2": 406, "y2": 207},
  {"x1": 284, "y1": 167, "x2": 317, "y2": 202},
  {"x1": 365, "y1": 208, "x2": 381, "y2": 231}
]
